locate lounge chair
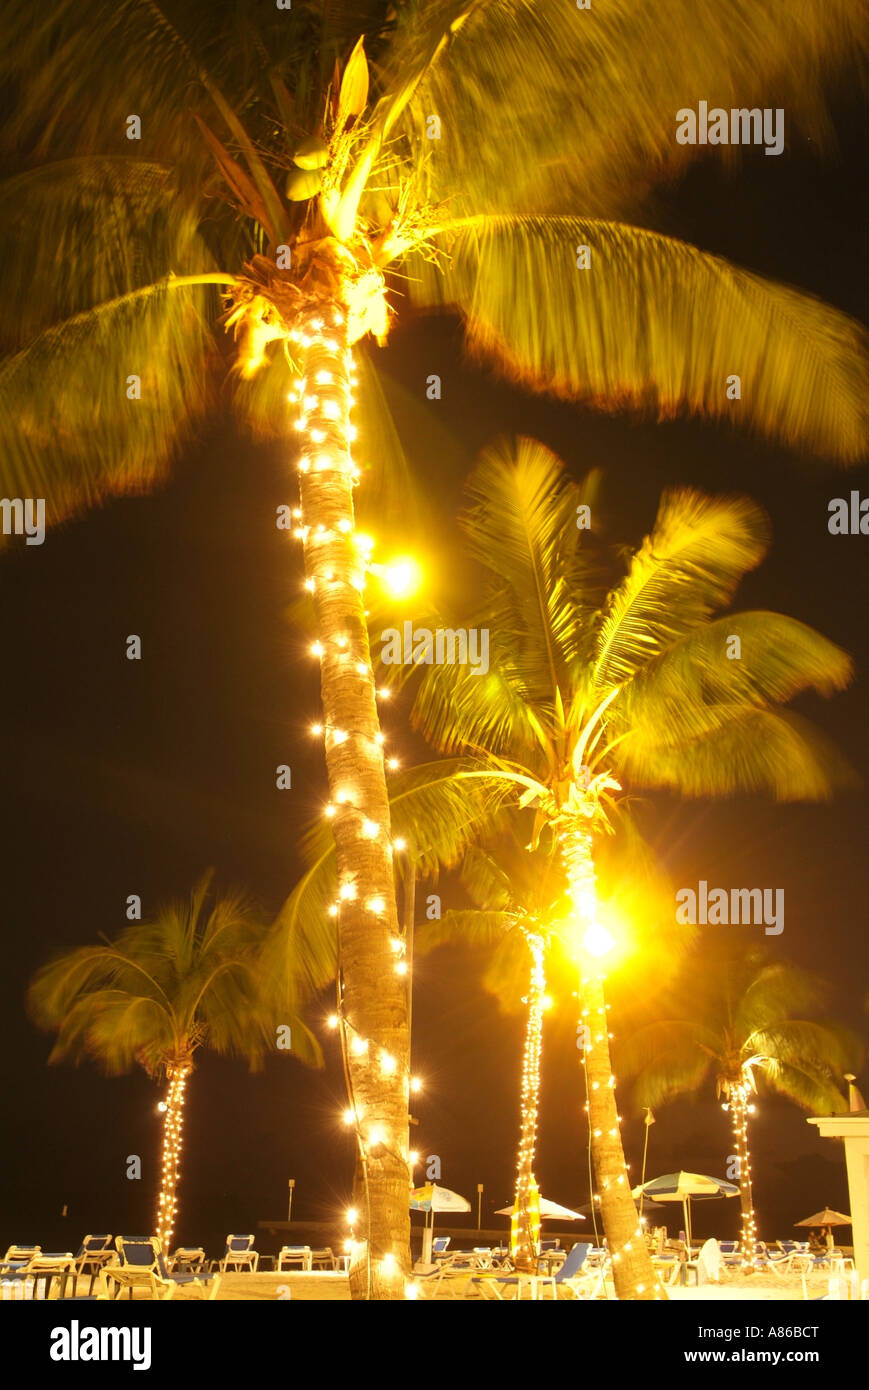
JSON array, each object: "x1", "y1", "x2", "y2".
[
  {"x1": 74, "y1": 1235, "x2": 115, "y2": 1294},
  {"x1": 168, "y1": 1246, "x2": 207, "y2": 1274},
  {"x1": 153, "y1": 1250, "x2": 221, "y2": 1300},
  {"x1": 310, "y1": 1248, "x2": 338, "y2": 1270},
  {"x1": 0, "y1": 1244, "x2": 41, "y2": 1272},
  {"x1": 471, "y1": 1242, "x2": 605, "y2": 1300},
  {"x1": 276, "y1": 1245, "x2": 313, "y2": 1272},
  {"x1": 218, "y1": 1234, "x2": 259, "y2": 1272},
  {"x1": 104, "y1": 1237, "x2": 161, "y2": 1300},
  {"x1": 432, "y1": 1237, "x2": 451, "y2": 1260}
]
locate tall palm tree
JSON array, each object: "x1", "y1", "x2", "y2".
[
  {"x1": 27, "y1": 873, "x2": 317, "y2": 1250},
  {"x1": 619, "y1": 939, "x2": 861, "y2": 1264},
  {"x1": 373, "y1": 435, "x2": 853, "y2": 1297},
  {"x1": 4, "y1": 0, "x2": 868, "y2": 1292}
]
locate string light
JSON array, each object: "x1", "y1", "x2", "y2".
[
  {"x1": 156, "y1": 1063, "x2": 189, "y2": 1251},
  {"x1": 512, "y1": 931, "x2": 545, "y2": 1273}
]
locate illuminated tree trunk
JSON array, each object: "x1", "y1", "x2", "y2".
[
  {"x1": 729, "y1": 1079, "x2": 758, "y2": 1265},
  {"x1": 558, "y1": 817, "x2": 662, "y2": 1301},
  {"x1": 155, "y1": 1061, "x2": 190, "y2": 1251},
  {"x1": 512, "y1": 931, "x2": 545, "y2": 1273},
  {"x1": 293, "y1": 298, "x2": 409, "y2": 1299}
]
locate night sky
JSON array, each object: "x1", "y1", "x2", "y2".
[{"x1": 1, "y1": 93, "x2": 867, "y2": 1257}]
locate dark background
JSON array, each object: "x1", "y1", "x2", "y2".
[{"x1": 1, "y1": 99, "x2": 867, "y2": 1257}]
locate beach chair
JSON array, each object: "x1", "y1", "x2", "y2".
[
  {"x1": 276, "y1": 1245, "x2": 313, "y2": 1272},
  {"x1": 168, "y1": 1246, "x2": 207, "y2": 1274},
  {"x1": 104, "y1": 1238, "x2": 161, "y2": 1299},
  {"x1": 432, "y1": 1237, "x2": 451, "y2": 1260},
  {"x1": 218, "y1": 1234, "x2": 259, "y2": 1272},
  {"x1": 153, "y1": 1250, "x2": 221, "y2": 1300},
  {"x1": 0, "y1": 1244, "x2": 41, "y2": 1272},
  {"x1": 310, "y1": 1248, "x2": 338, "y2": 1270},
  {"x1": 73, "y1": 1235, "x2": 114, "y2": 1294}
]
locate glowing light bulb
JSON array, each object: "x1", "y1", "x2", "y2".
[
  {"x1": 310, "y1": 642, "x2": 323, "y2": 658},
  {"x1": 310, "y1": 723, "x2": 323, "y2": 736},
  {"x1": 410, "y1": 1077, "x2": 422, "y2": 1094},
  {"x1": 387, "y1": 758, "x2": 400, "y2": 771},
  {"x1": 392, "y1": 837, "x2": 406, "y2": 851},
  {"x1": 361, "y1": 819, "x2": 379, "y2": 839},
  {"x1": 346, "y1": 1206, "x2": 358, "y2": 1224},
  {"x1": 327, "y1": 1014, "x2": 339, "y2": 1029},
  {"x1": 350, "y1": 1036, "x2": 368, "y2": 1057},
  {"x1": 342, "y1": 1109, "x2": 355, "y2": 1126},
  {"x1": 367, "y1": 896, "x2": 385, "y2": 914},
  {"x1": 339, "y1": 883, "x2": 357, "y2": 901}
]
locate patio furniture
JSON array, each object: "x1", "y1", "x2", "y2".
[
  {"x1": 168, "y1": 1246, "x2": 207, "y2": 1274},
  {"x1": 153, "y1": 1250, "x2": 221, "y2": 1300},
  {"x1": 0, "y1": 1244, "x2": 41, "y2": 1272},
  {"x1": 310, "y1": 1248, "x2": 338, "y2": 1270},
  {"x1": 276, "y1": 1245, "x2": 313, "y2": 1272},
  {"x1": 218, "y1": 1234, "x2": 260, "y2": 1272},
  {"x1": 432, "y1": 1237, "x2": 451, "y2": 1259},
  {"x1": 74, "y1": 1235, "x2": 115, "y2": 1294},
  {"x1": 104, "y1": 1237, "x2": 161, "y2": 1300},
  {"x1": 27, "y1": 1251, "x2": 78, "y2": 1300}
]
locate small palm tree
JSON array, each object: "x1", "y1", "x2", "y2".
[
  {"x1": 5, "y1": 0, "x2": 869, "y2": 1290},
  {"x1": 619, "y1": 940, "x2": 861, "y2": 1263},
  {"x1": 374, "y1": 436, "x2": 853, "y2": 1297},
  {"x1": 27, "y1": 872, "x2": 317, "y2": 1250},
  {"x1": 414, "y1": 838, "x2": 569, "y2": 1271}
]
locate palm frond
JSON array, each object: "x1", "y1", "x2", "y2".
[
  {"x1": 0, "y1": 277, "x2": 218, "y2": 525},
  {"x1": 616, "y1": 1020, "x2": 717, "y2": 1107},
  {"x1": 758, "y1": 1057, "x2": 849, "y2": 1114},
  {"x1": 415, "y1": 907, "x2": 513, "y2": 954},
  {"x1": 734, "y1": 962, "x2": 831, "y2": 1039},
  {"x1": 397, "y1": 0, "x2": 869, "y2": 219},
  {"x1": 595, "y1": 490, "x2": 770, "y2": 688},
  {"x1": 748, "y1": 1020, "x2": 862, "y2": 1077},
  {"x1": 406, "y1": 215, "x2": 869, "y2": 464},
  {"x1": 616, "y1": 613, "x2": 854, "y2": 749},
  {"x1": 615, "y1": 707, "x2": 857, "y2": 803}
]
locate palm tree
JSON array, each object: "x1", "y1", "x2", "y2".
[
  {"x1": 374, "y1": 435, "x2": 853, "y2": 1297},
  {"x1": 413, "y1": 838, "x2": 569, "y2": 1271},
  {"x1": 3, "y1": 1, "x2": 868, "y2": 1292},
  {"x1": 27, "y1": 872, "x2": 317, "y2": 1250},
  {"x1": 619, "y1": 939, "x2": 861, "y2": 1264}
]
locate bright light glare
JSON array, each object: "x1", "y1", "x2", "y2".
[
  {"x1": 583, "y1": 922, "x2": 617, "y2": 958},
  {"x1": 380, "y1": 557, "x2": 422, "y2": 598}
]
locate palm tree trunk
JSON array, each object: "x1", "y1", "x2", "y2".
[
  {"x1": 513, "y1": 931, "x2": 545, "y2": 1273},
  {"x1": 155, "y1": 1062, "x2": 190, "y2": 1251},
  {"x1": 729, "y1": 1079, "x2": 759, "y2": 1265},
  {"x1": 558, "y1": 818, "x2": 662, "y2": 1300},
  {"x1": 294, "y1": 300, "x2": 409, "y2": 1299}
]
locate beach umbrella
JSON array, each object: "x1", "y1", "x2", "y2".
[
  {"x1": 410, "y1": 1183, "x2": 472, "y2": 1215},
  {"x1": 794, "y1": 1208, "x2": 851, "y2": 1227},
  {"x1": 410, "y1": 1184, "x2": 472, "y2": 1263},
  {"x1": 632, "y1": 1172, "x2": 739, "y2": 1249},
  {"x1": 494, "y1": 1196, "x2": 585, "y2": 1221}
]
